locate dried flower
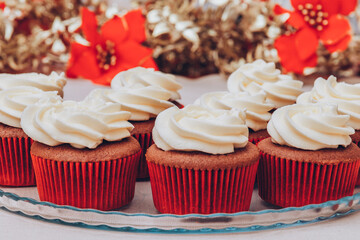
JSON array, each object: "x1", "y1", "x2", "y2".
[{"x1": 140, "y1": 0, "x2": 284, "y2": 77}]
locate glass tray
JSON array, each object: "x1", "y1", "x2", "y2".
[{"x1": 0, "y1": 182, "x2": 359, "y2": 234}]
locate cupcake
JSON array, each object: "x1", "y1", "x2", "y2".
[
  {"x1": 146, "y1": 105, "x2": 259, "y2": 214},
  {"x1": 21, "y1": 98, "x2": 141, "y2": 210},
  {"x1": 297, "y1": 76, "x2": 360, "y2": 185},
  {"x1": 257, "y1": 103, "x2": 360, "y2": 207},
  {"x1": 297, "y1": 76, "x2": 360, "y2": 143},
  {"x1": 0, "y1": 86, "x2": 62, "y2": 186},
  {"x1": 84, "y1": 67, "x2": 183, "y2": 179},
  {"x1": 195, "y1": 91, "x2": 274, "y2": 144},
  {"x1": 227, "y1": 59, "x2": 303, "y2": 108},
  {"x1": 0, "y1": 72, "x2": 66, "y2": 97},
  {"x1": 111, "y1": 67, "x2": 182, "y2": 102}
]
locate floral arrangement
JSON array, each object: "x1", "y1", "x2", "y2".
[
  {"x1": 0, "y1": 0, "x2": 359, "y2": 85},
  {"x1": 66, "y1": 8, "x2": 157, "y2": 85},
  {"x1": 143, "y1": 0, "x2": 360, "y2": 77},
  {"x1": 274, "y1": 0, "x2": 358, "y2": 74},
  {"x1": 0, "y1": 0, "x2": 105, "y2": 74}
]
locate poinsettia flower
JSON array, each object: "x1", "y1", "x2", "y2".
[
  {"x1": 66, "y1": 8, "x2": 158, "y2": 85},
  {"x1": 274, "y1": 0, "x2": 357, "y2": 74}
]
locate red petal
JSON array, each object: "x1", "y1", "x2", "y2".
[
  {"x1": 66, "y1": 42, "x2": 89, "y2": 78},
  {"x1": 324, "y1": 34, "x2": 352, "y2": 53},
  {"x1": 319, "y1": 15, "x2": 351, "y2": 45},
  {"x1": 320, "y1": 0, "x2": 357, "y2": 16},
  {"x1": 274, "y1": 5, "x2": 305, "y2": 29},
  {"x1": 66, "y1": 43, "x2": 101, "y2": 80},
  {"x1": 274, "y1": 4, "x2": 290, "y2": 15},
  {"x1": 288, "y1": 12, "x2": 306, "y2": 29},
  {"x1": 88, "y1": 41, "x2": 155, "y2": 85},
  {"x1": 319, "y1": 0, "x2": 340, "y2": 15},
  {"x1": 116, "y1": 41, "x2": 154, "y2": 67},
  {"x1": 273, "y1": 4, "x2": 291, "y2": 15},
  {"x1": 92, "y1": 63, "x2": 133, "y2": 85},
  {"x1": 101, "y1": 16, "x2": 128, "y2": 45},
  {"x1": 339, "y1": 0, "x2": 357, "y2": 15},
  {"x1": 291, "y1": 0, "x2": 319, "y2": 9},
  {"x1": 295, "y1": 27, "x2": 318, "y2": 60},
  {"x1": 81, "y1": 8, "x2": 100, "y2": 45},
  {"x1": 124, "y1": 9, "x2": 146, "y2": 43},
  {"x1": 140, "y1": 56, "x2": 158, "y2": 70},
  {"x1": 97, "y1": 58, "x2": 158, "y2": 85},
  {"x1": 275, "y1": 34, "x2": 317, "y2": 74}
]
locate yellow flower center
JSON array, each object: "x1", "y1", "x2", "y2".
[
  {"x1": 298, "y1": 3, "x2": 329, "y2": 31},
  {"x1": 95, "y1": 40, "x2": 117, "y2": 70}
]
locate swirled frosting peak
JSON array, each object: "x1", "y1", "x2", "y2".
[
  {"x1": 0, "y1": 86, "x2": 60, "y2": 128},
  {"x1": 153, "y1": 105, "x2": 249, "y2": 154},
  {"x1": 267, "y1": 103, "x2": 354, "y2": 150},
  {"x1": 0, "y1": 72, "x2": 66, "y2": 97},
  {"x1": 82, "y1": 87, "x2": 175, "y2": 121},
  {"x1": 111, "y1": 67, "x2": 182, "y2": 100},
  {"x1": 194, "y1": 91, "x2": 274, "y2": 131},
  {"x1": 227, "y1": 60, "x2": 303, "y2": 108},
  {"x1": 21, "y1": 99, "x2": 133, "y2": 149},
  {"x1": 297, "y1": 75, "x2": 360, "y2": 129}
]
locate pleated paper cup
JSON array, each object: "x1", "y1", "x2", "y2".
[
  {"x1": 257, "y1": 150, "x2": 360, "y2": 207},
  {"x1": 249, "y1": 136, "x2": 268, "y2": 145},
  {"x1": 0, "y1": 137, "x2": 35, "y2": 186},
  {"x1": 173, "y1": 101, "x2": 184, "y2": 109},
  {"x1": 131, "y1": 102, "x2": 183, "y2": 180},
  {"x1": 31, "y1": 150, "x2": 141, "y2": 211},
  {"x1": 352, "y1": 139, "x2": 360, "y2": 186},
  {"x1": 133, "y1": 133, "x2": 153, "y2": 179},
  {"x1": 249, "y1": 130, "x2": 270, "y2": 145},
  {"x1": 147, "y1": 161, "x2": 259, "y2": 215}
]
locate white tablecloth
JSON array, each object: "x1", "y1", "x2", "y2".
[{"x1": 1, "y1": 75, "x2": 360, "y2": 239}]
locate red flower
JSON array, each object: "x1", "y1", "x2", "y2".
[
  {"x1": 274, "y1": 0, "x2": 357, "y2": 74},
  {"x1": 66, "y1": 8, "x2": 158, "y2": 85}
]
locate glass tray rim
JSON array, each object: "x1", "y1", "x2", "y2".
[{"x1": 1, "y1": 188, "x2": 360, "y2": 234}]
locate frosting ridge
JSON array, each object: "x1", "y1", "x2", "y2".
[
  {"x1": 267, "y1": 103, "x2": 354, "y2": 150},
  {"x1": 0, "y1": 86, "x2": 60, "y2": 128},
  {"x1": 194, "y1": 91, "x2": 274, "y2": 131},
  {"x1": 297, "y1": 75, "x2": 360, "y2": 129},
  {"x1": 153, "y1": 105, "x2": 249, "y2": 154},
  {"x1": 0, "y1": 72, "x2": 66, "y2": 97},
  {"x1": 21, "y1": 99, "x2": 133, "y2": 149},
  {"x1": 111, "y1": 67, "x2": 182, "y2": 101},
  {"x1": 227, "y1": 60, "x2": 303, "y2": 108},
  {"x1": 83, "y1": 87, "x2": 175, "y2": 121}
]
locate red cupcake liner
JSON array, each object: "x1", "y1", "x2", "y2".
[
  {"x1": 353, "y1": 140, "x2": 360, "y2": 186},
  {"x1": 257, "y1": 151, "x2": 360, "y2": 207},
  {"x1": 249, "y1": 136, "x2": 269, "y2": 145},
  {"x1": 31, "y1": 150, "x2": 141, "y2": 210},
  {"x1": 133, "y1": 133, "x2": 153, "y2": 179},
  {"x1": 172, "y1": 101, "x2": 184, "y2": 109},
  {"x1": 147, "y1": 161, "x2": 259, "y2": 214},
  {"x1": 0, "y1": 137, "x2": 35, "y2": 186}
]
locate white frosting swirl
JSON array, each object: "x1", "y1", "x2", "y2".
[
  {"x1": 83, "y1": 87, "x2": 175, "y2": 121},
  {"x1": 21, "y1": 99, "x2": 133, "y2": 149},
  {"x1": 111, "y1": 67, "x2": 182, "y2": 101},
  {"x1": 194, "y1": 91, "x2": 274, "y2": 131},
  {"x1": 267, "y1": 103, "x2": 354, "y2": 150},
  {"x1": 297, "y1": 75, "x2": 360, "y2": 130},
  {"x1": 227, "y1": 60, "x2": 303, "y2": 108},
  {"x1": 153, "y1": 105, "x2": 249, "y2": 154},
  {"x1": 0, "y1": 72, "x2": 66, "y2": 97},
  {"x1": 0, "y1": 86, "x2": 60, "y2": 128}
]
